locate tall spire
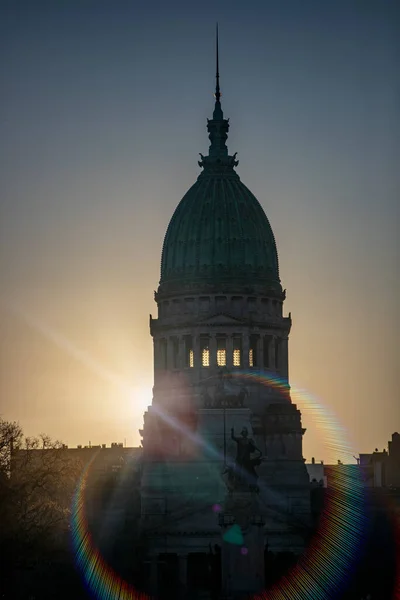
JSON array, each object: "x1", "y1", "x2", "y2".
[
  {"x1": 198, "y1": 25, "x2": 239, "y2": 174},
  {"x1": 213, "y1": 23, "x2": 223, "y2": 120}
]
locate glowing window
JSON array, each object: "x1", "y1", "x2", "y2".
[
  {"x1": 233, "y1": 336, "x2": 242, "y2": 367},
  {"x1": 217, "y1": 349, "x2": 226, "y2": 366},
  {"x1": 217, "y1": 337, "x2": 226, "y2": 367},
  {"x1": 200, "y1": 337, "x2": 210, "y2": 367},
  {"x1": 185, "y1": 336, "x2": 194, "y2": 368},
  {"x1": 233, "y1": 349, "x2": 241, "y2": 367},
  {"x1": 249, "y1": 335, "x2": 258, "y2": 367},
  {"x1": 202, "y1": 347, "x2": 210, "y2": 367}
]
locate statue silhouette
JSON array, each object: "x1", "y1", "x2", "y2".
[{"x1": 230, "y1": 427, "x2": 262, "y2": 491}]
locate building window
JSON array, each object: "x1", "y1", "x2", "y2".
[
  {"x1": 216, "y1": 296, "x2": 227, "y2": 312},
  {"x1": 184, "y1": 298, "x2": 194, "y2": 313},
  {"x1": 233, "y1": 349, "x2": 241, "y2": 367},
  {"x1": 163, "y1": 301, "x2": 169, "y2": 317},
  {"x1": 249, "y1": 335, "x2": 258, "y2": 368},
  {"x1": 184, "y1": 336, "x2": 194, "y2": 368},
  {"x1": 248, "y1": 297, "x2": 256, "y2": 311},
  {"x1": 200, "y1": 337, "x2": 210, "y2": 367},
  {"x1": 199, "y1": 296, "x2": 210, "y2": 312},
  {"x1": 233, "y1": 336, "x2": 242, "y2": 367},
  {"x1": 172, "y1": 299, "x2": 180, "y2": 314},
  {"x1": 231, "y1": 296, "x2": 243, "y2": 315},
  {"x1": 217, "y1": 337, "x2": 226, "y2": 366}
]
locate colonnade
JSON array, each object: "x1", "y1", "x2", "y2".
[{"x1": 154, "y1": 333, "x2": 288, "y2": 376}]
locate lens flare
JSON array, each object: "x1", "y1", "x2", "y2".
[
  {"x1": 7, "y1": 302, "x2": 397, "y2": 596},
  {"x1": 70, "y1": 371, "x2": 399, "y2": 599}
]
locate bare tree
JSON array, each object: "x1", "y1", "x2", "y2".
[
  {"x1": 0, "y1": 418, "x2": 22, "y2": 475},
  {"x1": 0, "y1": 419, "x2": 83, "y2": 598}
]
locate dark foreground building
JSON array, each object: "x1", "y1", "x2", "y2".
[{"x1": 139, "y1": 34, "x2": 310, "y2": 599}]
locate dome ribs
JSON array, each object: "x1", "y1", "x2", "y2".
[{"x1": 159, "y1": 170, "x2": 281, "y2": 293}]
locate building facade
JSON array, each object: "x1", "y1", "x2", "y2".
[{"x1": 140, "y1": 39, "x2": 310, "y2": 599}]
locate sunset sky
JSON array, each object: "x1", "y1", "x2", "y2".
[{"x1": 0, "y1": 0, "x2": 398, "y2": 461}]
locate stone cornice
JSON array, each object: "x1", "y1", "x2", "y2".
[
  {"x1": 150, "y1": 316, "x2": 291, "y2": 335},
  {"x1": 155, "y1": 285, "x2": 285, "y2": 302}
]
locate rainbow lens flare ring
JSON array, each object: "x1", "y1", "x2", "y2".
[{"x1": 70, "y1": 372, "x2": 396, "y2": 599}]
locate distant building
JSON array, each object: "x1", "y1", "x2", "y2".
[
  {"x1": 306, "y1": 457, "x2": 326, "y2": 487},
  {"x1": 359, "y1": 432, "x2": 400, "y2": 488},
  {"x1": 305, "y1": 432, "x2": 400, "y2": 491},
  {"x1": 11, "y1": 442, "x2": 142, "y2": 514}
]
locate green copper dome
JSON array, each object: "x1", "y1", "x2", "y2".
[{"x1": 159, "y1": 46, "x2": 281, "y2": 296}]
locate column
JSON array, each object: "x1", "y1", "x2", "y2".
[
  {"x1": 242, "y1": 333, "x2": 250, "y2": 369},
  {"x1": 226, "y1": 334, "x2": 233, "y2": 368},
  {"x1": 178, "y1": 554, "x2": 188, "y2": 599},
  {"x1": 209, "y1": 333, "x2": 217, "y2": 368},
  {"x1": 262, "y1": 335, "x2": 269, "y2": 369},
  {"x1": 165, "y1": 337, "x2": 172, "y2": 370},
  {"x1": 194, "y1": 334, "x2": 201, "y2": 369},
  {"x1": 256, "y1": 335, "x2": 263, "y2": 369},
  {"x1": 268, "y1": 336, "x2": 276, "y2": 370}
]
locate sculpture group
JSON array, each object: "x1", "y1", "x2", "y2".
[{"x1": 201, "y1": 370, "x2": 249, "y2": 409}]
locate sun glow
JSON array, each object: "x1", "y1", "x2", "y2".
[{"x1": 130, "y1": 385, "x2": 153, "y2": 413}]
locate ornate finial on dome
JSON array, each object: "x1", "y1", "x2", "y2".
[
  {"x1": 213, "y1": 23, "x2": 223, "y2": 120},
  {"x1": 198, "y1": 26, "x2": 239, "y2": 175}
]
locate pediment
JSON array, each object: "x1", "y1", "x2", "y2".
[{"x1": 196, "y1": 312, "x2": 244, "y2": 326}]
